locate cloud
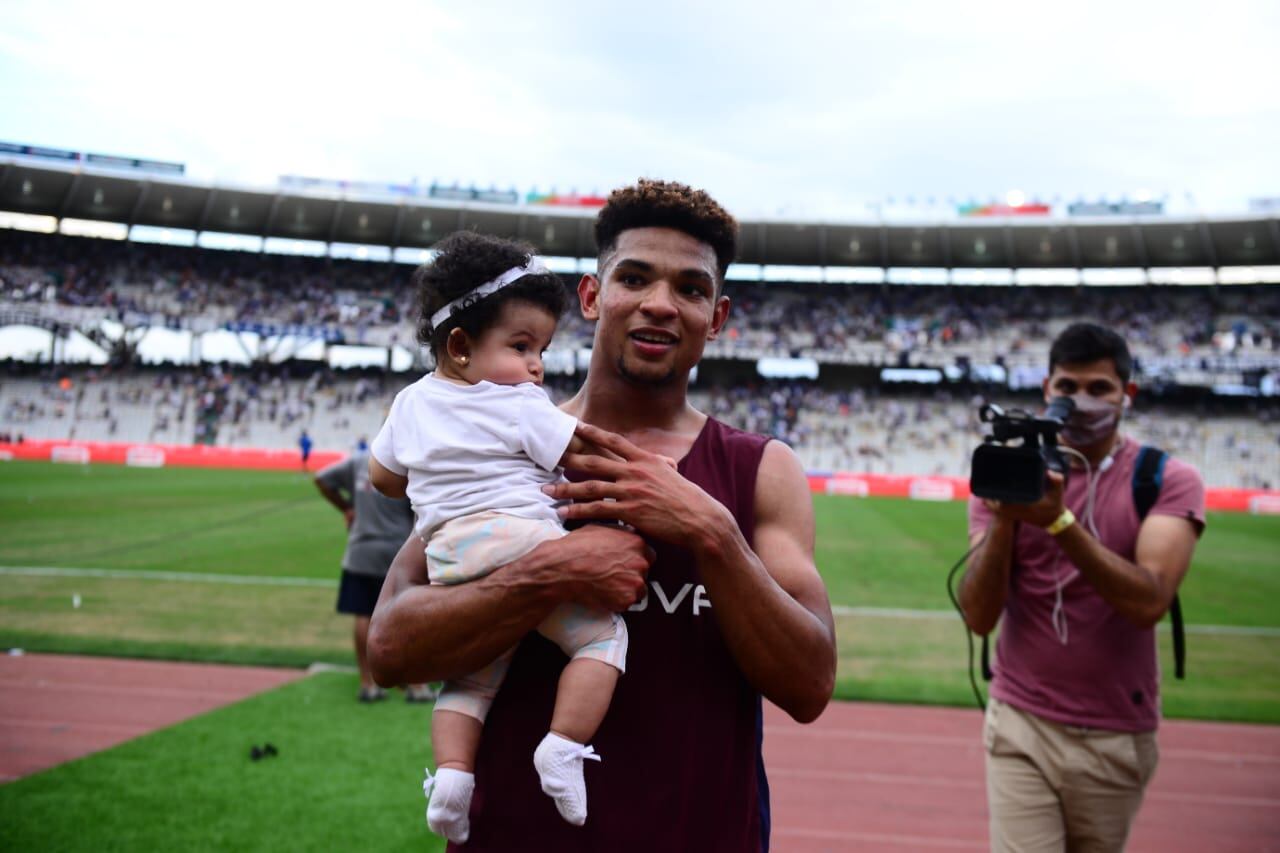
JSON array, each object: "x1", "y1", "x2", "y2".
[{"x1": 0, "y1": 0, "x2": 1277, "y2": 217}]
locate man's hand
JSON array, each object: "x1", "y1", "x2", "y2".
[
  {"x1": 984, "y1": 470, "x2": 1066, "y2": 529},
  {"x1": 546, "y1": 524, "x2": 654, "y2": 611},
  {"x1": 545, "y1": 422, "x2": 725, "y2": 546},
  {"x1": 367, "y1": 523, "x2": 653, "y2": 685},
  {"x1": 559, "y1": 425, "x2": 674, "y2": 469},
  {"x1": 343, "y1": 508, "x2": 356, "y2": 529}
]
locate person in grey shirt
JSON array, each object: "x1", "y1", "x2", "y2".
[{"x1": 315, "y1": 446, "x2": 435, "y2": 702}]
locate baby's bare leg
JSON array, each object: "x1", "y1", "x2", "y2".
[
  {"x1": 432, "y1": 709, "x2": 483, "y2": 772},
  {"x1": 550, "y1": 659, "x2": 621, "y2": 744}
]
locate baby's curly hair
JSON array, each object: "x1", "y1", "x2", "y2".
[
  {"x1": 594, "y1": 179, "x2": 738, "y2": 279},
  {"x1": 413, "y1": 231, "x2": 567, "y2": 356}
]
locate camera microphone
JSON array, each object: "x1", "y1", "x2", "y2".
[{"x1": 1043, "y1": 395, "x2": 1075, "y2": 425}]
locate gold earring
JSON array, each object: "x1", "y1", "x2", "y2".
[{"x1": 458, "y1": 356, "x2": 470, "y2": 366}]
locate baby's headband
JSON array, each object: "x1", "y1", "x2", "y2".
[{"x1": 429, "y1": 258, "x2": 551, "y2": 330}]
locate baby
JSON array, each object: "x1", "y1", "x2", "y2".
[{"x1": 369, "y1": 231, "x2": 626, "y2": 844}]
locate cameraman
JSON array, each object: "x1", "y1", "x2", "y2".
[{"x1": 959, "y1": 323, "x2": 1205, "y2": 852}]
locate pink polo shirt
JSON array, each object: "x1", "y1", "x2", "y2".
[{"x1": 968, "y1": 436, "x2": 1205, "y2": 732}]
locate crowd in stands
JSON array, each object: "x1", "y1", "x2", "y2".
[
  {"x1": 3, "y1": 367, "x2": 1276, "y2": 491},
  {"x1": 3, "y1": 231, "x2": 1279, "y2": 369},
  {"x1": 0, "y1": 230, "x2": 407, "y2": 345},
  {"x1": 699, "y1": 382, "x2": 1280, "y2": 491},
  {"x1": 3, "y1": 228, "x2": 1278, "y2": 488}
]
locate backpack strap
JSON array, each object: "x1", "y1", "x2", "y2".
[
  {"x1": 1133, "y1": 446, "x2": 1184, "y2": 679},
  {"x1": 1132, "y1": 445, "x2": 1167, "y2": 520}
]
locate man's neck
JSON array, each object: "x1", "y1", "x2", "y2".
[{"x1": 566, "y1": 371, "x2": 704, "y2": 440}]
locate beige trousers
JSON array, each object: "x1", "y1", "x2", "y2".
[{"x1": 984, "y1": 698, "x2": 1159, "y2": 853}]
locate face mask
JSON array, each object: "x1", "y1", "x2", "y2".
[{"x1": 1059, "y1": 393, "x2": 1124, "y2": 447}]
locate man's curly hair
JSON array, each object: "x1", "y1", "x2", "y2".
[
  {"x1": 594, "y1": 179, "x2": 738, "y2": 280},
  {"x1": 413, "y1": 231, "x2": 567, "y2": 356}
]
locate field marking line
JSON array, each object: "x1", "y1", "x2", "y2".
[
  {"x1": 2, "y1": 567, "x2": 1276, "y2": 636},
  {"x1": 306, "y1": 662, "x2": 359, "y2": 675},
  {"x1": 832, "y1": 605, "x2": 1280, "y2": 637},
  {"x1": 0, "y1": 565, "x2": 335, "y2": 588}
]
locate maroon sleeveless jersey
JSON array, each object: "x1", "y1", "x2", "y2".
[{"x1": 452, "y1": 417, "x2": 773, "y2": 852}]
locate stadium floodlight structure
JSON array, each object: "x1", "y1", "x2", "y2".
[{"x1": 2, "y1": 156, "x2": 1279, "y2": 278}]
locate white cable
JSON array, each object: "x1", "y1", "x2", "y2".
[
  {"x1": 1059, "y1": 445, "x2": 1101, "y2": 538},
  {"x1": 1045, "y1": 440, "x2": 1121, "y2": 646}
]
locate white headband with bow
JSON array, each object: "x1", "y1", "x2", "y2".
[{"x1": 429, "y1": 258, "x2": 552, "y2": 330}]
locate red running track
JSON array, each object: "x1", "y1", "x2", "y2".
[
  {"x1": 0, "y1": 653, "x2": 301, "y2": 783},
  {"x1": 763, "y1": 701, "x2": 1280, "y2": 852},
  {"x1": 2, "y1": 654, "x2": 1277, "y2": 851}
]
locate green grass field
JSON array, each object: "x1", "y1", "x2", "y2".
[
  {"x1": 2, "y1": 460, "x2": 1279, "y2": 719},
  {"x1": 1, "y1": 460, "x2": 1277, "y2": 849},
  {"x1": 0, "y1": 670, "x2": 445, "y2": 852}
]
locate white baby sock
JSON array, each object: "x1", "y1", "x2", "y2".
[
  {"x1": 533, "y1": 732, "x2": 602, "y2": 826},
  {"x1": 424, "y1": 767, "x2": 475, "y2": 844}
]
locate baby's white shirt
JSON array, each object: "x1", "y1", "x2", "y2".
[{"x1": 371, "y1": 373, "x2": 577, "y2": 540}]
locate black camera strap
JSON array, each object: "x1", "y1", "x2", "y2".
[{"x1": 979, "y1": 444, "x2": 1184, "y2": 687}]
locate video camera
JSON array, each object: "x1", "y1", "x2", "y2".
[{"x1": 969, "y1": 396, "x2": 1075, "y2": 504}]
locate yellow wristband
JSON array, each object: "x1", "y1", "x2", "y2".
[{"x1": 1046, "y1": 509, "x2": 1076, "y2": 536}]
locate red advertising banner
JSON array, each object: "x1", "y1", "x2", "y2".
[
  {"x1": 3, "y1": 440, "x2": 1275, "y2": 513},
  {"x1": 0, "y1": 440, "x2": 343, "y2": 471}
]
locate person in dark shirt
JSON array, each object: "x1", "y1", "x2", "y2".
[
  {"x1": 369, "y1": 179, "x2": 836, "y2": 851},
  {"x1": 314, "y1": 447, "x2": 435, "y2": 703}
]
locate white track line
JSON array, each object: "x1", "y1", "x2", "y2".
[
  {"x1": 0, "y1": 565, "x2": 334, "y2": 588},
  {"x1": 765, "y1": 725, "x2": 1280, "y2": 765},
  {"x1": 0, "y1": 678, "x2": 256, "y2": 702},
  {"x1": 770, "y1": 766, "x2": 984, "y2": 792},
  {"x1": 0, "y1": 717, "x2": 151, "y2": 735},
  {"x1": 772, "y1": 827, "x2": 986, "y2": 850},
  {"x1": 832, "y1": 604, "x2": 1280, "y2": 637},
  {"x1": 2, "y1": 566, "x2": 1277, "y2": 636},
  {"x1": 768, "y1": 767, "x2": 1280, "y2": 808}
]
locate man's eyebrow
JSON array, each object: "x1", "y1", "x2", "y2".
[
  {"x1": 613, "y1": 258, "x2": 714, "y2": 283},
  {"x1": 613, "y1": 258, "x2": 655, "y2": 274}
]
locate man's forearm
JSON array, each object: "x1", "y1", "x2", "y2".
[
  {"x1": 694, "y1": 523, "x2": 835, "y2": 724},
  {"x1": 367, "y1": 526, "x2": 652, "y2": 686},
  {"x1": 367, "y1": 547, "x2": 563, "y2": 686},
  {"x1": 1054, "y1": 524, "x2": 1163, "y2": 627},
  {"x1": 959, "y1": 518, "x2": 1015, "y2": 635},
  {"x1": 313, "y1": 480, "x2": 350, "y2": 513}
]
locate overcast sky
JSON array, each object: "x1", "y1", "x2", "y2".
[{"x1": 1, "y1": 0, "x2": 1277, "y2": 219}]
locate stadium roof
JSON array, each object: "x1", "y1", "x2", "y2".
[{"x1": 3, "y1": 157, "x2": 1279, "y2": 270}]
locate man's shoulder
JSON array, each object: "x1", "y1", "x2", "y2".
[
  {"x1": 692, "y1": 418, "x2": 789, "y2": 516},
  {"x1": 1116, "y1": 438, "x2": 1205, "y2": 491},
  {"x1": 1159, "y1": 452, "x2": 1205, "y2": 489},
  {"x1": 703, "y1": 416, "x2": 773, "y2": 455},
  {"x1": 316, "y1": 454, "x2": 355, "y2": 482}
]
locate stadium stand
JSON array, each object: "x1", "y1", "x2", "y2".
[
  {"x1": 3, "y1": 231, "x2": 1279, "y2": 373},
  {"x1": 2, "y1": 161, "x2": 1277, "y2": 491}
]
